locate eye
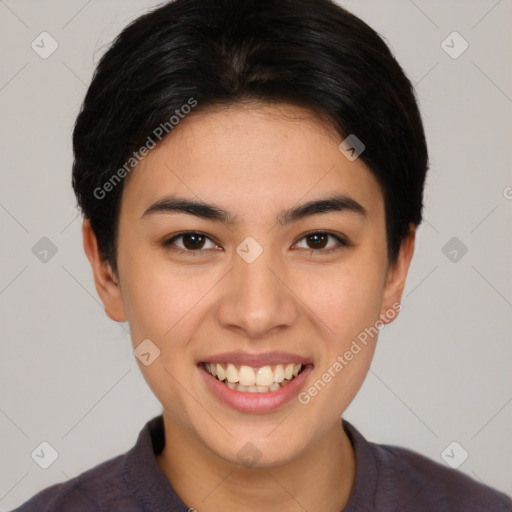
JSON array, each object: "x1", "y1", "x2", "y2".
[
  {"x1": 162, "y1": 230, "x2": 349, "y2": 257},
  {"x1": 162, "y1": 231, "x2": 219, "y2": 255},
  {"x1": 294, "y1": 231, "x2": 349, "y2": 253}
]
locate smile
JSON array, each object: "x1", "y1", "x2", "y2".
[
  {"x1": 198, "y1": 352, "x2": 314, "y2": 413},
  {"x1": 203, "y1": 362, "x2": 304, "y2": 393}
]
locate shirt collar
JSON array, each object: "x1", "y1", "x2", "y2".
[{"x1": 123, "y1": 414, "x2": 377, "y2": 511}]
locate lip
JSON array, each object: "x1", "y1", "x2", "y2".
[
  {"x1": 199, "y1": 351, "x2": 313, "y2": 367},
  {"x1": 198, "y1": 360, "x2": 314, "y2": 414}
]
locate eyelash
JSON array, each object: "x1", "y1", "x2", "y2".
[{"x1": 162, "y1": 230, "x2": 349, "y2": 256}]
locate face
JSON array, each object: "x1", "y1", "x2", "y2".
[{"x1": 84, "y1": 102, "x2": 414, "y2": 467}]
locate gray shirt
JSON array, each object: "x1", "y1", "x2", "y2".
[{"x1": 11, "y1": 415, "x2": 512, "y2": 511}]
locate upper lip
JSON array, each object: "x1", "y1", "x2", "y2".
[{"x1": 199, "y1": 351, "x2": 313, "y2": 367}]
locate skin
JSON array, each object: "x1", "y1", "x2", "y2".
[{"x1": 83, "y1": 102, "x2": 415, "y2": 512}]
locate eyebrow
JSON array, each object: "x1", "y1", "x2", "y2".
[{"x1": 141, "y1": 193, "x2": 368, "y2": 226}]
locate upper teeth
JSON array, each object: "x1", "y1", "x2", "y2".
[{"x1": 205, "y1": 363, "x2": 302, "y2": 386}]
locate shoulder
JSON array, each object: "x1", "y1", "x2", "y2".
[
  {"x1": 343, "y1": 420, "x2": 512, "y2": 512},
  {"x1": 373, "y1": 441, "x2": 512, "y2": 511},
  {"x1": 10, "y1": 454, "x2": 133, "y2": 512}
]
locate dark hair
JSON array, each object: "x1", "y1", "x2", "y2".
[{"x1": 72, "y1": 0, "x2": 428, "y2": 273}]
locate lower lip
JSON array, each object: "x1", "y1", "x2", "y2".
[{"x1": 198, "y1": 363, "x2": 313, "y2": 414}]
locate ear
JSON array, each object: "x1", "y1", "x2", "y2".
[
  {"x1": 82, "y1": 219, "x2": 127, "y2": 322},
  {"x1": 379, "y1": 224, "x2": 416, "y2": 324}
]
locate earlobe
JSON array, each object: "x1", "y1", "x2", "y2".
[
  {"x1": 82, "y1": 219, "x2": 127, "y2": 322},
  {"x1": 379, "y1": 224, "x2": 416, "y2": 323}
]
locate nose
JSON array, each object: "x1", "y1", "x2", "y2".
[{"x1": 215, "y1": 248, "x2": 299, "y2": 339}]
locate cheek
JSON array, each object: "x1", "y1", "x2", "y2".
[
  {"x1": 119, "y1": 254, "x2": 220, "y2": 345},
  {"x1": 303, "y1": 260, "x2": 385, "y2": 345},
  {"x1": 297, "y1": 265, "x2": 384, "y2": 418},
  {"x1": 119, "y1": 262, "x2": 216, "y2": 408}
]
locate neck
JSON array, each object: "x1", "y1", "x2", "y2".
[{"x1": 156, "y1": 414, "x2": 356, "y2": 512}]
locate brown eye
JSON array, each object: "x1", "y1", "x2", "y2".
[
  {"x1": 306, "y1": 233, "x2": 329, "y2": 249},
  {"x1": 294, "y1": 231, "x2": 348, "y2": 253},
  {"x1": 163, "y1": 231, "x2": 218, "y2": 254},
  {"x1": 181, "y1": 233, "x2": 206, "y2": 250}
]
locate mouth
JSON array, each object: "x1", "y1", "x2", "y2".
[
  {"x1": 202, "y1": 362, "x2": 305, "y2": 393},
  {"x1": 198, "y1": 355, "x2": 314, "y2": 413}
]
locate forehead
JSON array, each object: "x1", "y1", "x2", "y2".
[{"x1": 121, "y1": 102, "x2": 384, "y2": 223}]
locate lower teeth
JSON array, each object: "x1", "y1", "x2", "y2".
[
  {"x1": 203, "y1": 363, "x2": 304, "y2": 393},
  {"x1": 220, "y1": 378, "x2": 293, "y2": 393}
]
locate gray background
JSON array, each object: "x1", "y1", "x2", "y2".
[{"x1": 1, "y1": 0, "x2": 511, "y2": 508}]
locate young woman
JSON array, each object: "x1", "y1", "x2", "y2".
[{"x1": 15, "y1": 0, "x2": 512, "y2": 510}]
